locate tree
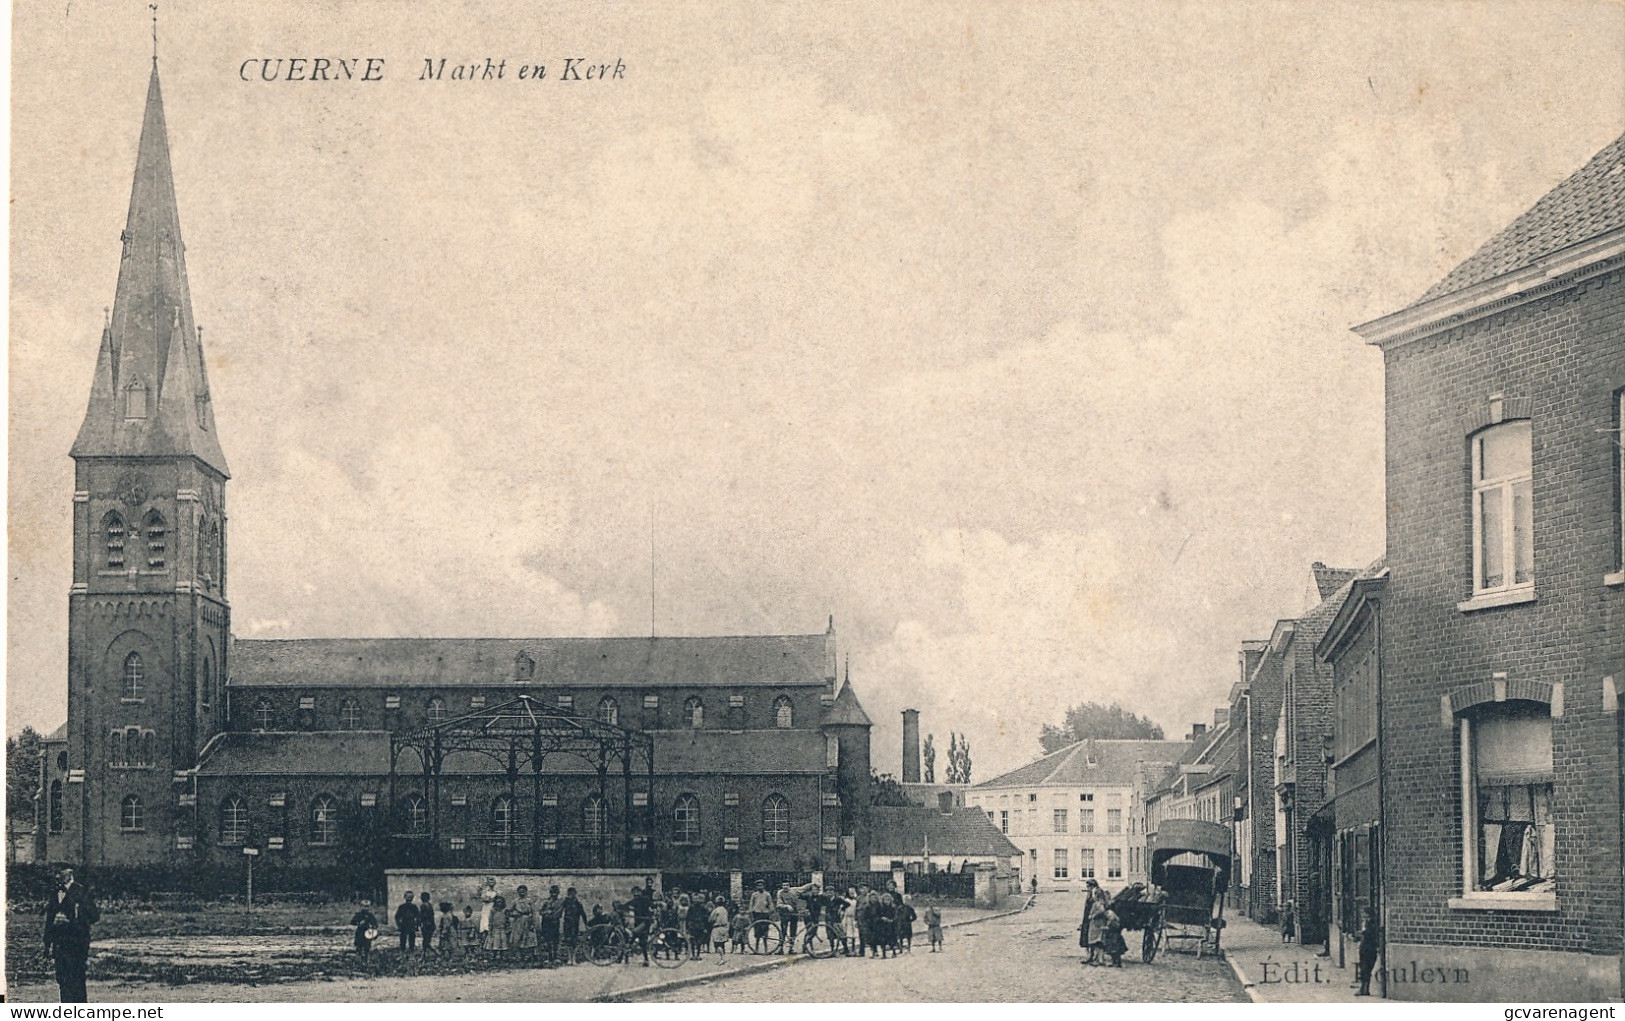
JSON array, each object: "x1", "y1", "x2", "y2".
[
  {"x1": 869, "y1": 770, "x2": 914, "y2": 807},
  {"x1": 7, "y1": 726, "x2": 44, "y2": 824},
  {"x1": 944, "y1": 732, "x2": 973, "y2": 784},
  {"x1": 922, "y1": 734, "x2": 936, "y2": 784},
  {"x1": 1039, "y1": 701, "x2": 1164, "y2": 753}
]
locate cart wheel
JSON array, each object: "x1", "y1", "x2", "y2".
[{"x1": 1142, "y1": 926, "x2": 1160, "y2": 963}]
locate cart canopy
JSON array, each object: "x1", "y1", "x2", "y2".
[{"x1": 1148, "y1": 818, "x2": 1232, "y2": 892}]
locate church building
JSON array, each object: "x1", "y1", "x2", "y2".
[{"x1": 37, "y1": 62, "x2": 875, "y2": 879}]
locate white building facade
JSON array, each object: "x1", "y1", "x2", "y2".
[{"x1": 969, "y1": 739, "x2": 1189, "y2": 894}]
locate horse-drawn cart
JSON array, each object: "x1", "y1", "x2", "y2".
[{"x1": 1118, "y1": 818, "x2": 1233, "y2": 962}]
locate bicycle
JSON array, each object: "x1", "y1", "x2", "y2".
[
  {"x1": 586, "y1": 919, "x2": 655, "y2": 967},
  {"x1": 745, "y1": 917, "x2": 784, "y2": 955},
  {"x1": 650, "y1": 927, "x2": 690, "y2": 969}
]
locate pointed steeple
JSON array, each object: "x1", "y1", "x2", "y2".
[
  {"x1": 824, "y1": 669, "x2": 873, "y2": 728},
  {"x1": 71, "y1": 62, "x2": 227, "y2": 476}
]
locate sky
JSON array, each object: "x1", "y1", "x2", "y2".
[{"x1": 8, "y1": 0, "x2": 1624, "y2": 781}]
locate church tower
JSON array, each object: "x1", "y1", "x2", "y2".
[{"x1": 61, "y1": 61, "x2": 229, "y2": 864}]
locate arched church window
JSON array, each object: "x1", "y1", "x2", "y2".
[
  {"x1": 121, "y1": 794, "x2": 144, "y2": 832},
  {"x1": 774, "y1": 696, "x2": 794, "y2": 729},
  {"x1": 201, "y1": 660, "x2": 213, "y2": 712},
  {"x1": 49, "y1": 781, "x2": 63, "y2": 833},
  {"x1": 672, "y1": 794, "x2": 701, "y2": 845},
  {"x1": 598, "y1": 697, "x2": 618, "y2": 727},
  {"x1": 685, "y1": 697, "x2": 704, "y2": 729},
  {"x1": 122, "y1": 652, "x2": 145, "y2": 700},
  {"x1": 427, "y1": 698, "x2": 447, "y2": 724},
  {"x1": 253, "y1": 698, "x2": 275, "y2": 731},
  {"x1": 109, "y1": 729, "x2": 124, "y2": 767},
  {"x1": 761, "y1": 794, "x2": 790, "y2": 846},
  {"x1": 104, "y1": 512, "x2": 126, "y2": 570},
  {"x1": 514, "y1": 652, "x2": 535, "y2": 680},
  {"x1": 584, "y1": 794, "x2": 606, "y2": 838},
  {"x1": 144, "y1": 510, "x2": 167, "y2": 570},
  {"x1": 493, "y1": 795, "x2": 514, "y2": 838},
  {"x1": 140, "y1": 730, "x2": 155, "y2": 768},
  {"x1": 399, "y1": 793, "x2": 428, "y2": 834},
  {"x1": 310, "y1": 794, "x2": 338, "y2": 845},
  {"x1": 339, "y1": 698, "x2": 362, "y2": 731},
  {"x1": 220, "y1": 797, "x2": 248, "y2": 845}
]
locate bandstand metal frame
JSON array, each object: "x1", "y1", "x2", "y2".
[{"x1": 389, "y1": 693, "x2": 656, "y2": 868}]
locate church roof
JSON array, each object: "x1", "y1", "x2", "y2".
[
  {"x1": 72, "y1": 63, "x2": 227, "y2": 475},
  {"x1": 1413, "y1": 132, "x2": 1625, "y2": 306},
  {"x1": 196, "y1": 731, "x2": 392, "y2": 776},
  {"x1": 230, "y1": 633, "x2": 834, "y2": 688},
  {"x1": 973, "y1": 739, "x2": 1191, "y2": 790},
  {"x1": 868, "y1": 804, "x2": 1022, "y2": 859},
  {"x1": 822, "y1": 678, "x2": 873, "y2": 727}
]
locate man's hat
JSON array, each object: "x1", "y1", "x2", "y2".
[{"x1": 754, "y1": 880, "x2": 766, "y2": 887}]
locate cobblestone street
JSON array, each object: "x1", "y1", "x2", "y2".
[{"x1": 643, "y1": 896, "x2": 1247, "y2": 1003}]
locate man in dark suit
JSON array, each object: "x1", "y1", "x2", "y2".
[{"x1": 43, "y1": 867, "x2": 100, "y2": 1002}]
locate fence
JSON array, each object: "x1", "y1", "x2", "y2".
[
  {"x1": 906, "y1": 870, "x2": 976, "y2": 900},
  {"x1": 821, "y1": 870, "x2": 894, "y2": 892},
  {"x1": 660, "y1": 871, "x2": 732, "y2": 896}
]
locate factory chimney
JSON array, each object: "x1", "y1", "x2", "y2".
[{"x1": 902, "y1": 708, "x2": 921, "y2": 783}]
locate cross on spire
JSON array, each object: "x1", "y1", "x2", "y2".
[{"x1": 150, "y1": 4, "x2": 158, "y2": 64}]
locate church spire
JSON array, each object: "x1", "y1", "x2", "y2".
[{"x1": 71, "y1": 61, "x2": 228, "y2": 476}]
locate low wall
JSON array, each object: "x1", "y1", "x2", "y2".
[
  {"x1": 1384, "y1": 942, "x2": 1620, "y2": 1002},
  {"x1": 385, "y1": 869, "x2": 659, "y2": 920}
]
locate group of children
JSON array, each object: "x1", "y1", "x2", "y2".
[
  {"x1": 347, "y1": 878, "x2": 949, "y2": 965},
  {"x1": 350, "y1": 882, "x2": 592, "y2": 964}
]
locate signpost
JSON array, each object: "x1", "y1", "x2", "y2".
[{"x1": 243, "y1": 846, "x2": 260, "y2": 909}]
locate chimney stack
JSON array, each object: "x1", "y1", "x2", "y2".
[
  {"x1": 902, "y1": 709, "x2": 921, "y2": 784},
  {"x1": 1187, "y1": 722, "x2": 1208, "y2": 741}
]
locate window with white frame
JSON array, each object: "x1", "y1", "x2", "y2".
[
  {"x1": 1052, "y1": 808, "x2": 1068, "y2": 833},
  {"x1": 1472, "y1": 420, "x2": 1534, "y2": 595},
  {"x1": 427, "y1": 698, "x2": 446, "y2": 723},
  {"x1": 339, "y1": 698, "x2": 362, "y2": 730},
  {"x1": 673, "y1": 794, "x2": 701, "y2": 845},
  {"x1": 1080, "y1": 807, "x2": 1094, "y2": 833},
  {"x1": 493, "y1": 795, "x2": 514, "y2": 837},
  {"x1": 774, "y1": 696, "x2": 794, "y2": 729},
  {"x1": 121, "y1": 794, "x2": 144, "y2": 832},
  {"x1": 1000, "y1": 810, "x2": 1008, "y2": 834},
  {"x1": 599, "y1": 697, "x2": 618, "y2": 726},
  {"x1": 761, "y1": 794, "x2": 790, "y2": 846},
  {"x1": 685, "y1": 697, "x2": 704, "y2": 729},
  {"x1": 1080, "y1": 847, "x2": 1096, "y2": 879},
  {"x1": 1107, "y1": 808, "x2": 1122, "y2": 834},
  {"x1": 310, "y1": 794, "x2": 338, "y2": 845},
  {"x1": 1461, "y1": 700, "x2": 1554, "y2": 895},
  {"x1": 1615, "y1": 389, "x2": 1624, "y2": 571},
  {"x1": 1107, "y1": 847, "x2": 1123, "y2": 879},
  {"x1": 399, "y1": 793, "x2": 427, "y2": 834},
  {"x1": 1053, "y1": 848, "x2": 1069, "y2": 879},
  {"x1": 122, "y1": 652, "x2": 145, "y2": 700},
  {"x1": 220, "y1": 797, "x2": 248, "y2": 845}
]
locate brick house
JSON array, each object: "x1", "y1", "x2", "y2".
[
  {"x1": 1353, "y1": 132, "x2": 1625, "y2": 1001},
  {"x1": 39, "y1": 62, "x2": 876, "y2": 881},
  {"x1": 1315, "y1": 562, "x2": 1388, "y2": 981},
  {"x1": 1232, "y1": 638, "x2": 1279, "y2": 921}
]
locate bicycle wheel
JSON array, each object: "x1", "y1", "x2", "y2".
[
  {"x1": 588, "y1": 924, "x2": 626, "y2": 966},
  {"x1": 746, "y1": 919, "x2": 783, "y2": 955},
  {"x1": 652, "y1": 928, "x2": 687, "y2": 969},
  {"x1": 802, "y1": 922, "x2": 837, "y2": 959}
]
